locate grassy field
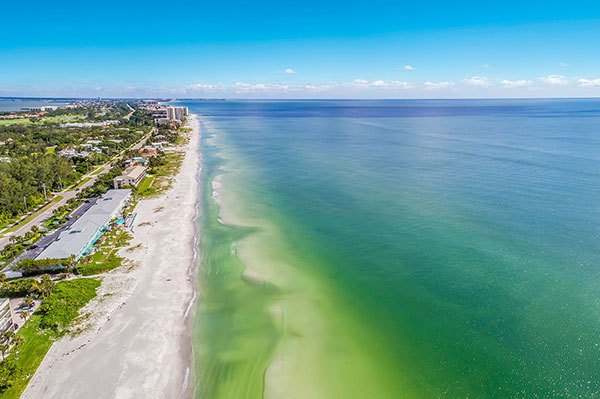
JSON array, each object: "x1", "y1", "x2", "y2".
[
  {"x1": 77, "y1": 229, "x2": 131, "y2": 276},
  {"x1": 90, "y1": 166, "x2": 105, "y2": 176},
  {"x1": 136, "y1": 175, "x2": 156, "y2": 197},
  {"x1": 0, "y1": 115, "x2": 84, "y2": 126},
  {"x1": 71, "y1": 176, "x2": 91, "y2": 190},
  {"x1": 0, "y1": 119, "x2": 31, "y2": 126},
  {"x1": 0, "y1": 278, "x2": 100, "y2": 399}
]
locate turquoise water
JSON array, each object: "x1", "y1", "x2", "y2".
[{"x1": 190, "y1": 100, "x2": 600, "y2": 398}]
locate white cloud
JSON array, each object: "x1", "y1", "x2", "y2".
[
  {"x1": 403, "y1": 64, "x2": 416, "y2": 71},
  {"x1": 389, "y1": 81, "x2": 413, "y2": 88},
  {"x1": 188, "y1": 82, "x2": 218, "y2": 91},
  {"x1": 234, "y1": 82, "x2": 289, "y2": 92},
  {"x1": 463, "y1": 76, "x2": 491, "y2": 87},
  {"x1": 481, "y1": 63, "x2": 492, "y2": 69},
  {"x1": 424, "y1": 81, "x2": 455, "y2": 89},
  {"x1": 284, "y1": 68, "x2": 296, "y2": 74},
  {"x1": 577, "y1": 78, "x2": 600, "y2": 87},
  {"x1": 303, "y1": 84, "x2": 331, "y2": 92},
  {"x1": 560, "y1": 62, "x2": 569, "y2": 68},
  {"x1": 350, "y1": 79, "x2": 413, "y2": 88},
  {"x1": 501, "y1": 79, "x2": 533, "y2": 89},
  {"x1": 539, "y1": 75, "x2": 569, "y2": 86}
]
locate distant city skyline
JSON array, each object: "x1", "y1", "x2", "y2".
[{"x1": 2, "y1": 0, "x2": 600, "y2": 98}]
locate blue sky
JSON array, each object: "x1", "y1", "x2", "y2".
[{"x1": 2, "y1": 0, "x2": 600, "y2": 98}]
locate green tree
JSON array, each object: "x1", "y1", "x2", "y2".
[
  {"x1": 11, "y1": 335, "x2": 23, "y2": 359},
  {"x1": 19, "y1": 310, "x2": 30, "y2": 322}
]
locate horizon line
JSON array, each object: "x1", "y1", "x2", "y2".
[{"x1": 2, "y1": 96, "x2": 600, "y2": 102}]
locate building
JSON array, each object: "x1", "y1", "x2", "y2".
[
  {"x1": 113, "y1": 165, "x2": 147, "y2": 189},
  {"x1": 60, "y1": 121, "x2": 118, "y2": 128},
  {"x1": 139, "y1": 146, "x2": 158, "y2": 158},
  {"x1": 21, "y1": 106, "x2": 58, "y2": 112},
  {"x1": 36, "y1": 189, "x2": 131, "y2": 261},
  {"x1": 151, "y1": 108, "x2": 168, "y2": 123},
  {"x1": 0, "y1": 299, "x2": 13, "y2": 335},
  {"x1": 166, "y1": 106, "x2": 188, "y2": 121}
]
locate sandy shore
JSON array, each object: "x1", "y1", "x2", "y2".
[{"x1": 21, "y1": 115, "x2": 201, "y2": 399}]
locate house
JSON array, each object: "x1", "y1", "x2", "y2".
[{"x1": 139, "y1": 146, "x2": 158, "y2": 158}]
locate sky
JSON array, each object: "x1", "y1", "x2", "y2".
[{"x1": 2, "y1": 0, "x2": 600, "y2": 98}]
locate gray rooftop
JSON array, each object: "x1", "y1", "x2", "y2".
[{"x1": 36, "y1": 189, "x2": 131, "y2": 260}]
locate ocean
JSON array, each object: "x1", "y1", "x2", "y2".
[
  {"x1": 185, "y1": 99, "x2": 600, "y2": 398},
  {"x1": 0, "y1": 98, "x2": 68, "y2": 112}
]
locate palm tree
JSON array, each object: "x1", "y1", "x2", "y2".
[
  {"x1": 64, "y1": 255, "x2": 76, "y2": 272},
  {"x1": 2, "y1": 330, "x2": 14, "y2": 345},
  {"x1": 0, "y1": 343, "x2": 7, "y2": 360},
  {"x1": 23, "y1": 297, "x2": 34, "y2": 307},
  {"x1": 20, "y1": 310, "x2": 30, "y2": 321},
  {"x1": 11, "y1": 335, "x2": 23, "y2": 359},
  {"x1": 39, "y1": 275, "x2": 54, "y2": 298},
  {"x1": 29, "y1": 275, "x2": 54, "y2": 299}
]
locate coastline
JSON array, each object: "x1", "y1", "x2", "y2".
[
  {"x1": 21, "y1": 115, "x2": 201, "y2": 399},
  {"x1": 197, "y1": 119, "x2": 407, "y2": 399}
]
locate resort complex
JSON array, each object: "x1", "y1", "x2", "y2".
[{"x1": 35, "y1": 189, "x2": 131, "y2": 261}]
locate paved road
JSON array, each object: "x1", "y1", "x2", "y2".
[{"x1": 0, "y1": 174, "x2": 101, "y2": 252}]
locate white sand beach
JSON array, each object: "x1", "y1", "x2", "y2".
[{"x1": 21, "y1": 115, "x2": 201, "y2": 399}]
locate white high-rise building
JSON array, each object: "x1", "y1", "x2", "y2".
[{"x1": 166, "y1": 106, "x2": 189, "y2": 121}]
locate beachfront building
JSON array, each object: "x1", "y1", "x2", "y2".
[
  {"x1": 0, "y1": 298, "x2": 13, "y2": 335},
  {"x1": 113, "y1": 165, "x2": 147, "y2": 189},
  {"x1": 36, "y1": 189, "x2": 131, "y2": 261},
  {"x1": 167, "y1": 106, "x2": 188, "y2": 121}
]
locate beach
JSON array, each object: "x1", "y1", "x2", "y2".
[{"x1": 21, "y1": 115, "x2": 201, "y2": 399}]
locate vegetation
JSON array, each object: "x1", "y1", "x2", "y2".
[
  {"x1": 135, "y1": 175, "x2": 156, "y2": 197},
  {"x1": 0, "y1": 156, "x2": 78, "y2": 228},
  {"x1": 15, "y1": 258, "x2": 66, "y2": 277},
  {"x1": 0, "y1": 227, "x2": 43, "y2": 265},
  {"x1": 0, "y1": 278, "x2": 36, "y2": 298},
  {"x1": 76, "y1": 229, "x2": 131, "y2": 275},
  {"x1": 37, "y1": 278, "x2": 100, "y2": 333},
  {"x1": 77, "y1": 163, "x2": 125, "y2": 198},
  {"x1": 0, "y1": 278, "x2": 100, "y2": 398},
  {"x1": 0, "y1": 102, "x2": 150, "y2": 228},
  {"x1": 141, "y1": 152, "x2": 185, "y2": 196}
]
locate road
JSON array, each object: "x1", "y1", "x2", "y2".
[
  {"x1": 0, "y1": 130, "x2": 151, "y2": 253},
  {"x1": 124, "y1": 103, "x2": 134, "y2": 120}
]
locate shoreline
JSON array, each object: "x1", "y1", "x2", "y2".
[{"x1": 21, "y1": 115, "x2": 201, "y2": 399}]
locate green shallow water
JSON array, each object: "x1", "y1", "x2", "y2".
[{"x1": 191, "y1": 100, "x2": 600, "y2": 399}]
